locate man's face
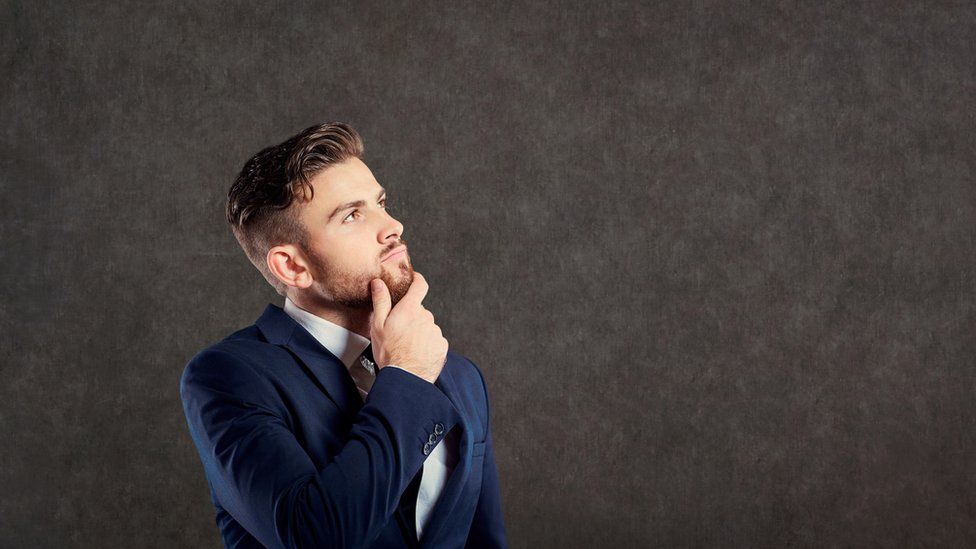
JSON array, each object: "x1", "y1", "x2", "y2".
[{"x1": 295, "y1": 157, "x2": 413, "y2": 310}]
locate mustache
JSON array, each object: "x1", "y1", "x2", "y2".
[{"x1": 381, "y1": 237, "x2": 407, "y2": 259}]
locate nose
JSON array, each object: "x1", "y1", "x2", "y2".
[{"x1": 379, "y1": 209, "x2": 404, "y2": 244}]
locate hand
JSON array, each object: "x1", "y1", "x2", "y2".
[{"x1": 368, "y1": 272, "x2": 448, "y2": 384}]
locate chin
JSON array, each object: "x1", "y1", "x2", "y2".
[
  {"x1": 384, "y1": 254, "x2": 412, "y2": 272},
  {"x1": 388, "y1": 265, "x2": 413, "y2": 283},
  {"x1": 382, "y1": 261, "x2": 413, "y2": 299}
]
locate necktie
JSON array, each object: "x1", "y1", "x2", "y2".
[{"x1": 350, "y1": 344, "x2": 377, "y2": 401}]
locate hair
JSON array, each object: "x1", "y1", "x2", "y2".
[{"x1": 226, "y1": 122, "x2": 365, "y2": 296}]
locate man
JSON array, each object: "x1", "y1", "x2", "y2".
[{"x1": 179, "y1": 122, "x2": 508, "y2": 548}]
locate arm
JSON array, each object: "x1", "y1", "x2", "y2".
[
  {"x1": 465, "y1": 365, "x2": 509, "y2": 548},
  {"x1": 180, "y1": 347, "x2": 461, "y2": 549}
]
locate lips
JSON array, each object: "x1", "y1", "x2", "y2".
[{"x1": 381, "y1": 246, "x2": 407, "y2": 262}]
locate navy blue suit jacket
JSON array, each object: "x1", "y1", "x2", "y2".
[{"x1": 179, "y1": 303, "x2": 508, "y2": 548}]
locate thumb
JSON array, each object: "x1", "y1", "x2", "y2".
[{"x1": 369, "y1": 278, "x2": 391, "y2": 331}]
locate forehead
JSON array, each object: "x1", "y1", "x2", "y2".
[{"x1": 306, "y1": 157, "x2": 382, "y2": 207}]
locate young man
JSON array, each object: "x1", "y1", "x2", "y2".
[{"x1": 179, "y1": 123, "x2": 507, "y2": 548}]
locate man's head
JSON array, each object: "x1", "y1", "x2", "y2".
[{"x1": 226, "y1": 122, "x2": 413, "y2": 312}]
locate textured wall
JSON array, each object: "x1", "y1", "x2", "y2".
[{"x1": 2, "y1": 1, "x2": 974, "y2": 547}]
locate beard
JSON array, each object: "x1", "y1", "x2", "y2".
[{"x1": 304, "y1": 242, "x2": 414, "y2": 310}]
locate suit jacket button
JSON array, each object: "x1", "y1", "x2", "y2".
[
  {"x1": 434, "y1": 423, "x2": 444, "y2": 435},
  {"x1": 428, "y1": 433, "x2": 437, "y2": 444},
  {"x1": 423, "y1": 443, "x2": 431, "y2": 455}
]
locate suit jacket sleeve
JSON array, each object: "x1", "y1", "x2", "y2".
[
  {"x1": 179, "y1": 347, "x2": 463, "y2": 549},
  {"x1": 465, "y1": 364, "x2": 509, "y2": 548}
]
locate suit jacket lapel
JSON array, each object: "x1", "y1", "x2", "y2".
[
  {"x1": 255, "y1": 303, "x2": 363, "y2": 421},
  {"x1": 416, "y1": 358, "x2": 477, "y2": 546},
  {"x1": 393, "y1": 467, "x2": 424, "y2": 547}
]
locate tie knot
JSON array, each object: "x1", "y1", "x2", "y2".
[
  {"x1": 361, "y1": 344, "x2": 375, "y2": 365},
  {"x1": 351, "y1": 344, "x2": 377, "y2": 399},
  {"x1": 359, "y1": 344, "x2": 377, "y2": 376}
]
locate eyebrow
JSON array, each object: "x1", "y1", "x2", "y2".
[{"x1": 328, "y1": 188, "x2": 386, "y2": 222}]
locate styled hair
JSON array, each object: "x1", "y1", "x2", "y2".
[{"x1": 226, "y1": 122, "x2": 365, "y2": 296}]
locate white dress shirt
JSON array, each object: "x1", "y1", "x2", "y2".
[{"x1": 282, "y1": 297, "x2": 458, "y2": 539}]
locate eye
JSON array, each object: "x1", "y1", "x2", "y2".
[{"x1": 341, "y1": 198, "x2": 390, "y2": 224}]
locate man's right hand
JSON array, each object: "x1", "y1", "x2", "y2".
[{"x1": 368, "y1": 272, "x2": 448, "y2": 384}]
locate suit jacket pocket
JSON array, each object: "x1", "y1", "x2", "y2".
[{"x1": 472, "y1": 440, "x2": 486, "y2": 457}]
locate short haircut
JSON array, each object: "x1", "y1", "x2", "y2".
[{"x1": 226, "y1": 122, "x2": 365, "y2": 296}]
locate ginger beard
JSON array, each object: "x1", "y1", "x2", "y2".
[{"x1": 303, "y1": 240, "x2": 414, "y2": 311}]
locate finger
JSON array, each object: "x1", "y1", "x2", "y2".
[
  {"x1": 401, "y1": 271, "x2": 429, "y2": 306},
  {"x1": 370, "y1": 278, "x2": 391, "y2": 330}
]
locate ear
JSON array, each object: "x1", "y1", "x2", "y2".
[{"x1": 266, "y1": 244, "x2": 314, "y2": 291}]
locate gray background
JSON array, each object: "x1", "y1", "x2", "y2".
[{"x1": 2, "y1": 1, "x2": 974, "y2": 547}]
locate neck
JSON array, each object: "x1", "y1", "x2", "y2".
[{"x1": 288, "y1": 293, "x2": 372, "y2": 339}]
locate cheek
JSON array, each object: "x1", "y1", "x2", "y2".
[
  {"x1": 321, "y1": 236, "x2": 378, "y2": 272},
  {"x1": 306, "y1": 234, "x2": 344, "y2": 271}
]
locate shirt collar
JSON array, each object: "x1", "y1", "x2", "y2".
[{"x1": 282, "y1": 296, "x2": 370, "y2": 371}]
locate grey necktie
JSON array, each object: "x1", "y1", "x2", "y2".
[{"x1": 351, "y1": 344, "x2": 377, "y2": 401}]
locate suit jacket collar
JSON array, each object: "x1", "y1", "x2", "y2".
[
  {"x1": 282, "y1": 296, "x2": 371, "y2": 371},
  {"x1": 256, "y1": 303, "x2": 363, "y2": 421}
]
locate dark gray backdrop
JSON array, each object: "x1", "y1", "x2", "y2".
[{"x1": 2, "y1": 1, "x2": 974, "y2": 547}]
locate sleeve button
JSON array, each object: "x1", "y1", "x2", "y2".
[
  {"x1": 423, "y1": 443, "x2": 431, "y2": 455},
  {"x1": 428, "y1": 433, "x2": 437, "y2": 444},
  {"x1": 434, "y1": 423, "x2": 444, "y2": 435}
]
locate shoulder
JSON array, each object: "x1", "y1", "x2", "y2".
[
  {"x1": 445, "y1": 350, "x2": 489, "y2": 391},
  {"x1": 444, "y1": 350, "x2": 496, "y2": 419},
  {"x1": 443, "y1": 351, "x2": 499, "y2": 438},
  {"x1": 179, "y1": 327, "x2": 291, "y2": 406}
]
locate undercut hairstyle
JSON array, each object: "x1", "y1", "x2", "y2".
[{"x1": 226, "y1": 122, "x2": 365, "y2": 296}]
